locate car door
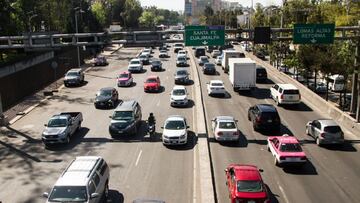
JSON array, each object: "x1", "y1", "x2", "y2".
[
  {"x1": 270, "y1": 138, "x2": 279, "y2": 156},
  {"x1": 271, "y1": 85, "x2": 278, "y2": 99},
  {"x1": 157, "y1": 77, "x2": 161, "y2": 87},
  {"x1": 313, "y1": 121, "x2": 322, "y2": 138},
  {"x1": 88, "y1": 180, "x2": 98, "y2": 203},
  {"x1": 211, "y1": 119, "x2": 217, "y2": 132}
]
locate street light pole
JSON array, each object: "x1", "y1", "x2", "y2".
[{"x1": 74, "y1": 7, "x2": 84, "y2": 68}]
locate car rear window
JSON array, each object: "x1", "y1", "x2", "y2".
[
  {"x1": 257, "y1": 68, "x2": 267, "y2": 74},
  {"x1": 279, "y1": 143, "x2": 302, "y2": 152},
  {"x1": 324, "y1": 126, "x2": 342, "y2": 133},
  {"x1": 283, "y1": 89, "x2": 299, "y2": 94},
  {"x1": 261, "y1": 112, "x2": 279, "y2": 120},
  {"x1": 219, "y1": 121, "x2": 236, "y2": 129}
]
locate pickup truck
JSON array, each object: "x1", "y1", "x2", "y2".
[{"x1": 42, "y1": 112, "x2": 83, "y2": 146}]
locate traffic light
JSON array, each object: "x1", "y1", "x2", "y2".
[{"x1": 254, "y1": 27, "x2": 271, "y2": 44}]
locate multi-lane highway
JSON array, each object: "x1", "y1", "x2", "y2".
[{"x1": 0, "y1": 43, "x2": 360, "y2": 203}]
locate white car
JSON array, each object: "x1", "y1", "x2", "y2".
[
  {"x1": 142, "y1": 48, "x2": 151, "y2": 57},
  {"x1": 177, "y1": 50, "x2": 188, "y2": 59},
  {"x1": 211, "y1": 116, "x2": 239, "y2": 141},
  {"x1": 162, "y1": 115, "x2": 189, "y2": 145},
  {"x1": 215, "y1": 56, "x2": 222, "y2": 65},
  {"x1": 212, "y1": 50, "x2": 221, "y2": 58},
  {"x1": 128, "y1": 58, "x2": 143, "y2": 73},
  {"x1": 207, "y1": 80, "x2": 226, "y2": 96},
  {"x1": 159, "y1": 50, "x2": 168, "y2": 58},
  {"x1": 270, "y1": 83, "x2": 301, "y2": 106},
  {"x1": 170, "y1": 86, "x2": 189, "y2": 107}
]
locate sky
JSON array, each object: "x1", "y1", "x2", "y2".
[{"x1": 139, "y1": 0, "x2": 283, "y2": 12}]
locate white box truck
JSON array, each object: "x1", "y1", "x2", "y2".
[
  {"x1": 228, "y1": 58, "x2": 256, "y2": 91},
  {"x1": 221, "y1": 50, "x2": 245, "y2": 73}
]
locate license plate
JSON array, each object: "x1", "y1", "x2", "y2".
[
  {"x1": 171, "y1": 141, "x2": 177, "y2": 144},
  {"x1": 287, "y1": 157, "x2": 298, "y2": 161},
  {"x1": 248, "y1": 201, "x2": 255, "y2": 203},
  {"x1": 267, "y1": 119, "x2": 272, "y2": 123},
  {"x1": 288, "y1": 96, "x2": 293, "y2": 99},
  {"x1": 118, "y1": 131, "x2": 123, "y2": 133}
]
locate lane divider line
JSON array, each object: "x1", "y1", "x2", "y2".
[
  {"x1": 135, "y1": 150, "x2": 142, "y2": 166},
  {"x1": 278, "y1": 182, "x2": 290, "y2": 203}
]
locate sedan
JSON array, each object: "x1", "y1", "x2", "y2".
[
  {"x1": 144, "y1": 76, "x2": 161, "y2": 92},
  {"x1": 225, "y1": 164, "x2": 269, "y2": 203},
  {"x1": 306, "y1": 119, "x2": 344, "y2": 146},
  {"x1": 162, "y1": 115, "x2": 189, "y2": 145},
  {"x1": 159, "y1": 50, "x2": 168, "y2": 58},
  {"x1": 203, "y1": 62, "x2": 216, "y2": 75},
  {"x1": 93, "y1": 55, "x2": 108, "y2": 66},
  {"x1": 151, "y1": 59, "x2": 162, "y2": 71},
  {"x1": 215, "y1": 56, "x2": 222, "y2": 65},
  {"x1": 117, "y1": 71, "x2": 133, "y2": 87},
  {"x1": 267, "y1": 134, "x2": 307, "y2": 166},
  {"x1": 94, "y1": 87, "x2": 118, "y2": 108},
  {"x1": 255, "y1": 51, "x2": 266, "y2": 60},
  {"x1": 211, "y1": 116, "x2": 239, "y2": 142},
  {"x1": 170, "y1": 86, "x2": 189, "y2": 107},
  {"x1": 207, "y1": 80, "x2": 226, "y2": 96},
  {"x1": 176, "y1": 56, "x2": 188, "y2": 67},
  {"x1": 198, "y1": 56, "x2": 209, "y2": 66},
  {"x1": 138, "y1": 53, "x2": 150, "y2": 65}
]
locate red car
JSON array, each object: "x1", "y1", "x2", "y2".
[
  {"x1": 225, "y1": 164, "x2": 269, "y2": 203},
  {"x1": 267, "y1": 134, "x2": 307, "y2": 166},
  {"x1": 144, "y1": 76, "x2": 161, "y2": 92}
]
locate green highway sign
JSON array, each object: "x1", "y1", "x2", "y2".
[
  {"x1": 293, "y1": 24, "x2": 335, "y2": 44},
  {"x1": 185, "y1": 25, "x2": 225, "y2": 46}
]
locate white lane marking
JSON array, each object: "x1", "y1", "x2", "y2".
[
  {"x1": 156, "y1": 100, "x2": 160, "y2": 106},
  {"x1": 21, "y1": 124, "x2": 34, "y2": 129},
  {"x1": 135, "y1": 150, "x2": 142, "y2": 166},
  {"x1": 278, "y1": 182, "x2": 290, "y2": 203}
]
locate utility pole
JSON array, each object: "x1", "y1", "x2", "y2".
[
  {"x1": 74, "y1": 7, "x2": 84, "y2": 68},
  {"x1": 0, "y1": 93, "x2": 6, "y2": 126},
  {"x1": 351, "y1": 21, "x2": 360, "y2": 121}
]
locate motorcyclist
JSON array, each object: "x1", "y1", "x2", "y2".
[{"x1": 147, "y1": 112, "x2": 156, "y2": 135}]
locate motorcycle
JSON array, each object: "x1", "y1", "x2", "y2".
[{"x1": 148, "y1": 122, "x2": 156, "y2": 139}]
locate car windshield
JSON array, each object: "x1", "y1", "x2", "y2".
[
  {"x1": 201, "y1": 58, "x2": 209, "y2": 62},
  {"x1": 165, "y1": 120, "x2": 185, "y2": 130},
  {"x1": 48, "y1": 118, "x2": 67, "y2": 127},
  {"x1": 152, "y1": 61, "x2": 161, "y2": 65},
  {"x1": 160, "y1": 50, "x2": 167, "y2": 53},
  {"x1": 173, "y1": 89, "x2": 186, "y2": 95},
  {"x1": 178, "y1": 57, "x2": 186, "y2": 61},
  {"x1": 177, "y1": 71, "x2": 187, "y2": 75},
  {"x1": 66, "y1": 72, "x2": 79, "y2": 77},
  {"x1": 97, "y1": 90, "x2": 112, "y2": 97},
  {"x1": 139, "y1": 55, "x2": 147, "y2": 58},
  {"x1": 49, "y1": 186, "x2": 87, "y2": 202},
  {"x1": 279, "y1": 143, "x2": 302, "y2": 152},
  {"x1": 219, "y1": 121, "x2": 236, "y2": 129},
  {"x1": 261, "y1": 112, "x2": 278, "y2": 120},
  {"x1": 119, "y1": 73, "x2": 129, "y2": 78},
  {"x1": 212, "y1": 83, "x2": 223, "y2": 86},
  {"x1": 112, "y1": 111, "x2": 133, "y2": 120},
  {"x1": 130, "y1": 60, "x2": 140, "y2": 65},
  {"x1": 146, "y1": 78, "x2": 157, "y2": 83},
  {"x1": 205, "y1": 64, "x2": 215, "y2": 68},
  {"x1": 237, "y1": 180, "x2": 263, "y2": 192},
  {"x1": 324, "y1": 126, "x2": 342, "y2": 133}
]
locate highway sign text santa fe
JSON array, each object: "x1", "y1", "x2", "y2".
[{"x1": 185, "y1": 25, "x2": 225, "y2": 46}]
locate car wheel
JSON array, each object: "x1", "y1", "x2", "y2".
[
  {"x1": 305, "y1": 127, "x2": 309, "y2": 135},
  {"x1": 275, "y1": 98, "x2": 280, "y2": 106},
  {"x1": 316, "y1": 137, "x2": 321, "y2": 146},
  {"x1": 247, "y1": 112, "x2": 251, "y2": 121},
  {"x1": 267, "y1": 145, "x2": 270, "y2": 152},
  {"x1": 77, "y1": 122, "x2": 82, "y2": 131},
  {"x1": 66, "y1": 135, "x2": 70, "y2": 144}
]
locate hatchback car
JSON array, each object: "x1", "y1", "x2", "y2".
[
  {"x1": 225, "y1": 164, "x2": 269, "y2": 203},
  {"x1": 306, "y1": 119, "x2": 344, "y2": 146},
  {"x1": 94, "y1": 87, "x2": 119, "y2": 108},
  {"x1": 248, "y1": 104, "x2": 281, "y2": 132},
  {"x1": 212, "y1": 116, "x2": 239, "y2": 142},
  {"x1": 207, "y1": 80, "x2": 226, "y2": 96},
  {"x1": 144, "y1": 76, "x2": 161, "y2": 92},
  {"x1": 170, "y1": 86, "x2": 189, "y2": 107},
  {"x1": 162, "y1": 115, "x2": 189, "y2": 145},
  {"x1": 151, "y1": 59, "x2": 162, "y2": 71},
  {"x1": 203, "y1": 63, "x2": 216, "y2": 75},
  {"x1": 267, "y1": 134, "x2": 307, "y2": 166},
  {"x1": 93, "y1": 55, "x2": 108, "y2": 66},
  {"x1": 128, "y1": 59, "x2": 143, "y2": 73},
  {"x1": 198, "y1": 56, "x2": 209, "y2": 66},
  {"x1": 117, "y1": 71, "x2": 133, "y2": 87},
  {"x1": 174, "y1": 68, "x2": 190, "y2": 84},
  {"x1": 256, "y1": 66, "x2": 267, "y2": 83}
]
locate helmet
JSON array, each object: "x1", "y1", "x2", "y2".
[{"x1": 150, "y1": 113, "x2": 153, "y2": 116}]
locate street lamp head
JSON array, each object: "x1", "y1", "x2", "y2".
[{"x1": 74, "y1": 7, "x2": 85, "y2": 13}]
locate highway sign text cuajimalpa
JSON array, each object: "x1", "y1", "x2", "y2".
[
  {"x1": 185, "y1": 25, "x2": 225, "y2": 46},
  {"x1": 293, "y1": 24, "x2": 335, "y2": 44}
]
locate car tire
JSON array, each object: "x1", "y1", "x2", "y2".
[
  {"x1": 66, "y1": 135, "x2": 70, "y2": 144},
  {"x1": 247, "y1": 113, "x2": 251, "y2": 121},
  {"x1": 267, "y1": 145, "x2": 270, "y2": 152},
  {"x1": 252, "y1": 123, "x2": 258, "y2": 131},
  {"x1": 305, "y1": 127, "x2": 309, "y2": 135},
  {"x1": 276, "y1": 98, "x2": 280, "y2": 106}
]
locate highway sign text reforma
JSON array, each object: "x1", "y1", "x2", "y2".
[
  {"x1": 293, "y1": 24, "x2": 335, "y2": 44},
  {"x1": 185, "y1": 25, "x2": 225, "y2": 46}
]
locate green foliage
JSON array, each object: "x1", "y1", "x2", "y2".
[
  {"x1": 91, "y1": 2, "x2": 107, "y2": 26},
  {"x1": 121, "y1": 0, "x2": 142, "y2": 28}
]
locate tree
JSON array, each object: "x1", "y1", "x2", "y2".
[
  {"x1": 91, "y1": 1, "x2": 107, "y2": 26},
  {"x1": 139, "y1": 11, "x2": 156, "y2": 28},
  {"x1": 121, "y1": 0, "x2": 142, "y2": 28}
]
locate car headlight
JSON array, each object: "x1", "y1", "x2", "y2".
[
  {"x1": 163, "y1": 135, "x2": 169, "y2": 139},
  {"x1": 59, "y1": 132, "x2": 66, "y2": 138},
  {"x1": 180, "y1": 134, "x2": 186, "y2": 139},
  {"x1": 170, "y1": 97, "x2": 175, "y2": 101}
]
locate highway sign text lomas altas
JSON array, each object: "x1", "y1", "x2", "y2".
[{"x1": 293, "y1": 24, "x2": 335, "y2": 44}]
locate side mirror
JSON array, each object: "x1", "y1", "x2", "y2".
[
  {"x1": 259, "y1": 169, "x2": 264, "y2": 172},
  {"x1": 90, "y1": 193, "x2": 100, "y2": 199},
  {"x1": 43, "y1": 192, "x2": 49, "y2": 198},
  {"x1": 187, "y1": 126, "x2": 190, "y2": 128},
  {"x1": 109, "y1": 116, "x2": 112, "y2": 118},
  {"x1": 161, "y1": 126, "x2": 164, "y2": 129},
  {"x1": 44, "y1": 124, "x2": 48, "y2": 127}
]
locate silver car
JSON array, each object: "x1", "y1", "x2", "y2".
[{"x1": 306, "y1": 119, "x2": 344, "y2": 146}]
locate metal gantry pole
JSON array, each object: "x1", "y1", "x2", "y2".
[
  {"x1": 0, "y1": 93, "x2": 5, "y2": 126},
  {"x1": 75, "y1": 11, "x2": 81, "y2": 68}
]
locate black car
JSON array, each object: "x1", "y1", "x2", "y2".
[
  {"x1": 94, "y1": 87, "x2": 119, "y2": 108},
  {"x1": 203, "y1": 63, "x2": 216, "y2": 75},
  {"x1": 255, "y1": 51, "x2": 266, "y2": 60},
  {"x1": 151, "y1": 59, "x2": 162, "y2": 71},
  {"x1": 248, "y1": 104, "x2": 281, "y2": 132},
  {"x1": 256, "y1": 66, "x2": 268, "y2": 82},
  {"x1": 195, "y1": 47, "x2": 206, "y2": 58}
]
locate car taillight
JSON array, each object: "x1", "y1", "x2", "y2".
[
  {"x1": 233, "y1": 131, "x2": 239, "y2": 136},
  {"x1": 255, "y1": 116, "x2": 261, "y2": 123},
  {"x1": 279, "y1": 156, "x2": 285, "y2": 160},
  {"x1": 280, "y1": 94, "x2": 284, "y2": 99},
  {"x1": 217, "y1": 132, "x2": 223, "y2": 136},
  {"x1": 320, "y1": 133, "x2": 325, "y2": 138}
]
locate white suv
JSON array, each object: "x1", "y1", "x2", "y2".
[
  {"x1": 162, "y1": 115, "x2": 189, "y2": 145},
  {"x1": 170, "y1": 86, "x2": 189, "y2": 107},
  {"x1": 270, "y1": 83, "x2": 301, "y2": 106},
  {"x1": 44, "y1": 156, "x2": 110, "y2": 203}
]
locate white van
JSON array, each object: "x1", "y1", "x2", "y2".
[
  {"x1": 327, "y1": 74, "x2": 345, "y2": 92},
  {"x1": 44, "y1": 156, "x2": 110, "y2": 203}
]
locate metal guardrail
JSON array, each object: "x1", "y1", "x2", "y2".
[{"x1": 0, "y1": 27, "x2": 358, "y2": 49}]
